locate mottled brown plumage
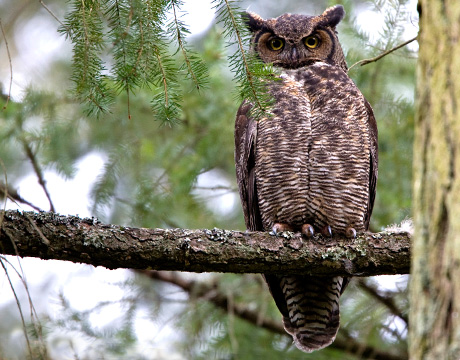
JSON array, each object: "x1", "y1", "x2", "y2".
[{"x1": 235, "y1": 5, "x2": 378, "y2": 353}]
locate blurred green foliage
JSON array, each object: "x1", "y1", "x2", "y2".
[{"x1": 0, "y1": 0, "x2": 415, "y2": 359}]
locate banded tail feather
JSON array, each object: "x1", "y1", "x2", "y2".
[{"x1": 264, "y1": 274, "x2": 348, "y2": 352}]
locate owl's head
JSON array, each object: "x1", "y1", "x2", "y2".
[{"x1": 244, "y1": 5, "x2": 347, "y2": 71}]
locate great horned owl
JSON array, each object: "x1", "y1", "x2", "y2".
[{"x1": 234, "y1": 5, "x2": 378, "y2": 352}]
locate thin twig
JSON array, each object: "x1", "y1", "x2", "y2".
[
  {"x1": 0, "y1": 159, "x2": 8, "y2": 218},
  {"x1": 39, "y1": 0, "x2": 68, "y2": 30},
  {"x1": 0, "y1": 258, "x2": 33, "y2": 356},
  {"x1": 194, "y1": 185, "x2": 238, "y2": 192},
  {"x1": 0, "y1": 223, "x2": 50, "y2": 353},
  {"x1": 22, "y1": 142, "x2": 56, "y2": 212},
  {"x1": 0, "y1": 182, "x2": 43, "y2": 212},
  {"x1": 151, "y1": 142, "x2": 193, "y2": 190},
  {"x1": 349, "y1": 36, "x2": 418, "y2": 71},
  {"x1": 0, "y1": 256, "x2": 48, "y2": 357},
  {"x1": 0, "y1": 222, "x2": 47, "y2": 348},
  {"x1": 0, "y1": 18, "x2": 13, "y2": 110}
]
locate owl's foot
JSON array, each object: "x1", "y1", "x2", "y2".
[
  {"x1": 271, "y1": 223, "x2": 294, "y2": 235},
  {"x1": 345, "y1": 226, "x2": 357, "y2": 239},
  {"x1": 301, "y1": 224, "x2": 314, "y2": 238},
  {"x1": 321, "y1": 225, "x2": 332, "y2": 237}
]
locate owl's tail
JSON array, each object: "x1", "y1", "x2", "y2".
[{"x1": 264, "y1": 274, "x2": 347, "y2": 353}]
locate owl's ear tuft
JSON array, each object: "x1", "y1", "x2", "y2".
[
  {"x1": 319, "y1": 5, "x2": 345, "y2": 28},
  {"x1": 242, "y1": 12, "x2": 264, "y2": 32}
]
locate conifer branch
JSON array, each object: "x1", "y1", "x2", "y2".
[
  {"x1": 0, "y1": 210, "x2": 410, "y2": 276},
  {"x1": 81, "y1": 1, "x2": 92, "y2": 87},
  {"x1": 86, "y1": 93, "x2": 106, "y2": 113},
  {"x1": 61, "y1": 0, "x2": 112, "y2": 116},
  {"x1": 213, "y1": 0, "x2": 275, "y2": 117},
  {"x1": 171, "y1": 2, "x2": 200, "y2": 90},
  {"x1": 56, "y1": 0, "x2": 204, "y2": 121},
  {"x1": 221, "y1": 0, "x2": 261, "y2": 109},
  {"x1": 114, "y1": 0, "x2": 132, "y2": 118},
  {"x1": 155, "y1": 52, "x2": 169, "y2": 108}
]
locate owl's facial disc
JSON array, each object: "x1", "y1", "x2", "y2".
[{"x1": 249, "y1": 8, "x2": 348, "y2": 71}]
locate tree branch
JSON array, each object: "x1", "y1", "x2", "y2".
[
  {"x1": 349, "y1": 36, "x2": 418, "y2": 71},
  {"x1": 356, "y1": 278, "x2": 409, "y2": 325},
  {"x1": 0, "y1": 210, "x2": 410, "y2": 276},
  {"x1": 22, "y1": 143, "x2": 55, "y2": 212}
]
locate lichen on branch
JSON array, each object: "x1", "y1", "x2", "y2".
[{"x1": 0, "y1": 210, "x2": 410, "y2": 276}]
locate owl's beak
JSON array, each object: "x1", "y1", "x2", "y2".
[{"x1": 290, "y1": 46, "x2": 299, "y2": 62}]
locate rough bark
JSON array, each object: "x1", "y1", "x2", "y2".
[
  {"x1": 410, "y1": 1, "x2": 460, "y2": 359},
  {"x1": 0, "y1": 210, "x2": 410, "y2": 276}
]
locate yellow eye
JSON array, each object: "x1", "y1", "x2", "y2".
[
  {"x1": 304, "y1": 35, "x2": 320, "y2": 49},
  {"x1": 268, "y1": 37, "x2": 284, "y2": 51}
]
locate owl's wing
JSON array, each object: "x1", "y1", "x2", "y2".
[
  {"x1": 235, "y1": 102, "x2": 292, "y2": 319},
  {"x1": 364, "y1": 99, "x2": 378, "y2": 230},
  {"x1": 234, "y1": 101, "x2": 263, "y2": 231}
]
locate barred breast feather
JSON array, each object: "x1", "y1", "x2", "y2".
[{"x1": 256, "y1": 63, "x2": 372, "y2": 233}]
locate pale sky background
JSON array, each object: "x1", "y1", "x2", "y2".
[{"x1": 0, "y1": 0, "x2": 415, "y2": 357}]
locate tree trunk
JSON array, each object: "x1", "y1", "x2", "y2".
[{"x1": 410, "y1": 1, "x2": 460, "y2": 358}]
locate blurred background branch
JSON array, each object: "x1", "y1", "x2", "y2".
[{"x1": 143, "y1": 270, "x2": 408, "y2": 360}]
